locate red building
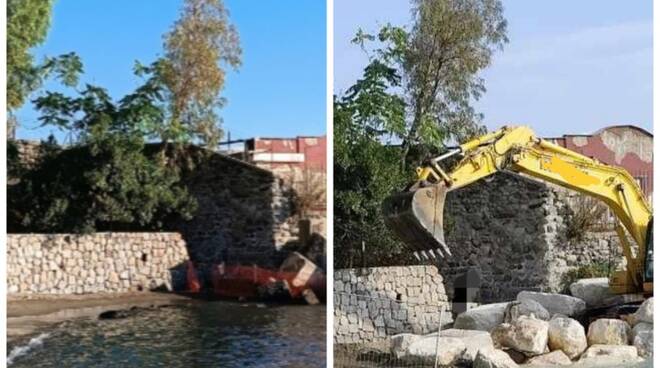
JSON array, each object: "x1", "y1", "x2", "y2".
[
  {"x1": 243, "y1": 135, "x2": 327, "y2": 173},
  {"x1": 546, "y1": 125, "x2": 653, "y2": 199}
]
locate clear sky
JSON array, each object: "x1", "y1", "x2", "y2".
[
  {"x1": 15, "y1": 0, "x2": 327, "y2": 142},
  {"x1": 334, "y1": 0, "x2": 652, "y2": 137}
]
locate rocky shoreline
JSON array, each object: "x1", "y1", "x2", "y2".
[{"x1": 385, "y1": 279, "x2": 653, "y2": 367}]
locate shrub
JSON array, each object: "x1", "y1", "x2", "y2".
[{"x1": 565, "y1": 195, "x2": 610, "y2": 242}]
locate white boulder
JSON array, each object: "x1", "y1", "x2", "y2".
[
  {"x1": 632, "y1": 323, "x2": 652, "y2": 358},
  {"x1": 454, "y1": 302, "x2": 510, "y2": 332},
  {"x1": 504, "y1": 299, "x2": 550, "y2": 323},
  {"x1": 517, "y1": 291, "x2": 586, "y2": 317},
  {"x1": 526, "y1": 350, "x2": 572, "y2": 366},
  {"x1": 548, "y1": 316, "x2": 588, "y2": 359},
  {"x1": 587, "y1": 318, "x2": 631, "y2": 346},
  {"x1": 491, "y1": 316, "x2": 549, "y2": 357},
  {"x1": 629, "y1": 298, "x2": 653, "y2": 326},
  {"x1": 569, "y1": 278, "x2": 612, "y2": 308},
  {"x1": 473, "y1": 348, "x2": 519, "y2": 368},
  {"x1": 579, "y1": 344, "x2": 641, "y2": 364},
  {"x1": 432, "y1": 329, "x2": 494, "y2": 360},
  {"x1": 392, "y1": 329, "x2": 495, "y2": 364},
  {"x1": 390, "y1": 333, "x2": 422, "y2": 358},
  {"x1": 402, "y1": 336, "x2": 468, "y2": 366}
]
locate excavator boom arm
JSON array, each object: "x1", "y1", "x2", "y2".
[{"x1": 384, "y1": 125, "x2": 652, "y2": 293}]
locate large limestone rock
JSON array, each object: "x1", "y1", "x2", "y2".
[
  {"x1": 548, "y1": 316, "x2": 588, "y2": 359},
  {"x1": 473, "y1": 348, "x2": 519, "y2": 368},
  {"x1": 526, "y1": 350, "x2": 572, "y2": 366},
  {"x1": 454, "y1": 302, "x2": 509, "y2": 332},
  {"x1": 587, "y1": 319, "x2": 631, "y2": 346},
  {"x1": 629, "y1": 298, "x2": 653, "y2": 326},
  {"x1": 390, "y1": 333, "x2": 422, "y2": 358},
  {"x1": 392, "y1": 329, "x2": 494, "y2": 363},
  {"x1": 579, "y1": 344, "x2": 641, "y2": 364},
  {"x1": 517, "y1": 291, "x2": 586, "y2": 317},
  {"x1": 401, "y1": 336, "x2": 469, "y2": 366},
  {"x1": 491, "y1": 316, "x2": 549, "y2": 357},
  {"x1": 569, "y1": 278, "x2": 612, "y2": 308},
  {"x1": 432, "y1": 329, "x2": 494, "y2": 360},
  {"x1": 632, "y1": 323, "x2": 653, "y2": 358},
  {"x1": 504, "y1": 299, "x2": 550, "y2": 323}
]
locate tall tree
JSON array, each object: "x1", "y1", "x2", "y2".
[
  {"x1": 7, "y1": 0, "x2": 53, "y2": 111},
  {"x1": 160, "y1": 0, "x2": 242, "y2": 147},
  {"x1": 355, "y1": 0, "x2": 507, "y2": 166},
  {"x1": 335, "y1": 0, "x2": 508, "y2": 267},
  {"x1": 7, "y1": 0, "x2": 82, "y2": 133}
]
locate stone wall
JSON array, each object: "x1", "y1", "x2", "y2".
[
  {"x1": 10, "y1": 141, "x2": 323, "y2": 270},
  {"x1": 175, "y1": 152, "x2": 299, "y2": 269},
  {"x1": 7, "y1": 233, "x2": 189, "y2": 294},
  {"x1": 438, "y1": 172, "x2": 623, "y2": 303},
  {"x1": 12, "y1": 140, "x2": 42, "y2": 169},
  {"x1": 334, "y1": 265, "x2": 452, "y2": 344}
]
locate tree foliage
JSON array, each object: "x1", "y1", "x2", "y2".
[
  {"x1": 334, "y1": 63, "x2": 413, "y2": 267},
  {"x1": 159, "y1": 0, "x2": 242, "y2": 147},
  {"x1": 335, "y1": 0, "x2": 507, "y2": 267},
  {"x1": 354, "y1": 0, "x2": 507, "y2": 166},
  {"x1": 9, "y1": 78, "x2": 197, "y2": 234},
  {"x1": 7, "y1": 0, "x2": 82, "y2": 112}
]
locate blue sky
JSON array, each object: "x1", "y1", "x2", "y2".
[
  {"x1": 15, "y1": 0, "x2": 327, "y2": 142},
  {"x1": 334, "y1": 0, "x2": 652, "y2": 137}
]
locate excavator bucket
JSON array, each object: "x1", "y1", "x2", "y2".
[{"x1": 382, "y1": 184, "x2": 452, "y2": 260}]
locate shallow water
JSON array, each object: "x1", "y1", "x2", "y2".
[{"x1": 7, "y1": 301, "x2": 326, "y2": 367}]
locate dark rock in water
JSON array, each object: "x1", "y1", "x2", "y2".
[
  {"x1": 99, "y1": 310, "x2": 131, "y2": 320},
  {"x1": 256, "y1": 279, "x2": 291, "y2": 301}
]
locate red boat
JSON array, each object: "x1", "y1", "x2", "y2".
[{"x1": 186, "y1": 253, "x2": 326, "y2": 301}]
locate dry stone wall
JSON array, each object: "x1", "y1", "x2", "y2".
[
  {"x1": 334, "y1": 265, "x2": 452, "y2": 344},
  {"x1": 11, "y1": 142, "x2": 314, "y2": 271},
  {"x1": 439, "y1": 172, "x2": 623, "y2": 303},
  {"x1": 7, "y1": 233, "x2": 189, "y2": 294},
  {"x1": 175, "y1": 152, "x2": 299, "y2": 269}
]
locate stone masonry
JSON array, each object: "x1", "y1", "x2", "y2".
[
  {"x1": 7, "y1": 233, "x2": 189, "y2": 294},
  {"x1": 174, "y1": 150, "x2": 300, "y2": 269},
  {"x1": 439, "y1": 172, "x2": 624, "y2": 303},
  {"x1": 334, "y1": 265, "x2": 452, "y2": 344}
]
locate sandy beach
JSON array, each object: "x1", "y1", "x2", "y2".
[{"x1": 7, "y1": 292, "x2": 194, "y2": 341}]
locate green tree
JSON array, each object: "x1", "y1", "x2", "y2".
[
  {"x1": 355, "y1": 0, "x2": 507, "y2": 166},
  {"x1": 159, "y1": 0, "x2": 242, "y2": 147},
  {"x1": 335, "y1": 0, "x2": 507, "y2": 267},
  {"x1": 7, "y1": 0, "x2": 82, "y2": 113},
  {"x1": 9, "y1": 78, "x2": 197, "y2": 233},
  {"x1": 334, "y1": 60, "x2": 412, "y2": 268}
]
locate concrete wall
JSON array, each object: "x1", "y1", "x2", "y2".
[
  {"x1": 334, "y1": 266, "x2": 452, "y2": 344},
  {"x1": 7, "y1": 233, "x2": 189, "y2": 295},
  {"x1": 439, "y1": 172, "x2": 623, "y2": 303}
]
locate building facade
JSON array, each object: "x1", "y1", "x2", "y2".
[{"x1": 546, "y1": 125, "x2": 653, "y2": 200}]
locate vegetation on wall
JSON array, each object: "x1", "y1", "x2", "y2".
[
  {"x1": 9, "y1": 81, "x2": 198, "y2": 234},
  {"x1": 8, "y1": 0, "x2": 243, "y2": 234}
]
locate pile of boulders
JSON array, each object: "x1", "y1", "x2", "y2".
[{"x1": 387, "y1": 283, "x2": 653, "y2": 367}]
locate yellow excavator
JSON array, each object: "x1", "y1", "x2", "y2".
[{"x1": 383, "y1": 125, "x2": 652, "y2": 295}]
